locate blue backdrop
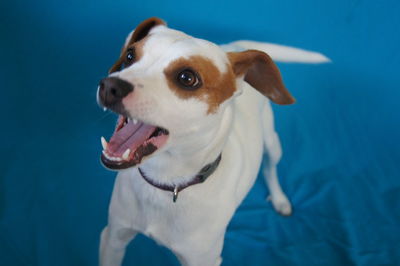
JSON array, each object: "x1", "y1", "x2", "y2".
[{"x1": 1, "y1": 0, "x2": 399, "y2": 265}]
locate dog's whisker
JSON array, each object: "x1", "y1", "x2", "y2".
[{"x1": 91, "y1": 110, "x2": 114, "y2": 125}]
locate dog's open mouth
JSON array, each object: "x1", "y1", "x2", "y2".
[{"x1": 101, "y1": 115, "x2": 169, "y2": 170}]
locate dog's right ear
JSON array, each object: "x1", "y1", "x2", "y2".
[{"x1": 109, "y1": 17, "x2": 166, "y2": 73}]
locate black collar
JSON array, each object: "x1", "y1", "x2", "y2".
[{"x1": 138, "y1": 154, "x2": 222, "y2": 202}]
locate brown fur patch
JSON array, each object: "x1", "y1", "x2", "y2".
[
  {"x1": 109, "y1": 36, "x2": 150, "y2": 73},
  {"x1": 164, "y1": 56, "x2": 237, "y2": 114},
  {"x1": 109, "y1": 17, "x2": 166, "y2": 73}
]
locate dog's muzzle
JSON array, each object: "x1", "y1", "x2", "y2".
[
  {"x1": 98, "y1": 77, "x2": 133, "y2": 115},
  {"x1": 97, "y1": 77, "x2": 170, "y2": 170}
]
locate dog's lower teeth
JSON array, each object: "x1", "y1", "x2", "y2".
[{"x1": 102, "y1": 151, "x2": 122, "y2": 162}]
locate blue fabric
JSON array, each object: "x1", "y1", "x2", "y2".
[{"x1": 1, "y1": 0, "x2": 399, "y2": 265}]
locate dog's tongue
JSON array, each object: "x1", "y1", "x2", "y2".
[{"x1": 107, "y1": 120, "x2": 156, "y2": 156}]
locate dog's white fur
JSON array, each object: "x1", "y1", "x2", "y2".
[{"x1": 99, "y1": 20, "x2": 328, "y2": 266}]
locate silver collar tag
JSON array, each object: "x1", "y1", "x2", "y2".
[{"x1": 173, "y1": 187, "x2": 179, "y2": 202}]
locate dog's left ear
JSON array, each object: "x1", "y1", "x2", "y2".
[
  {"x1": 227, "y1": 50, "x2": 295, "y2": 105},
  {"x1": 127, "y1": 17, "x2": 166, "y2": 45},
  {"x1": 109, "y1": 17, "x2": 166, "y2": 73}
]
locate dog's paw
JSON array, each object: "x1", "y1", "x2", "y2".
[{"x1": 267, "y1": 194, "x2": 292, "y2": 216}]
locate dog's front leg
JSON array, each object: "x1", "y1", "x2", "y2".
[
  {"x1": 173, "y1": 233, "x2": 224, "y2": 266},
  {"x1": 99, "y1": 224, "x2": 137, "y2": 266}
]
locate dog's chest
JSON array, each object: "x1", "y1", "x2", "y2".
[{"x1": 129, "y1": 181, "x2": 235, "y2": 245}]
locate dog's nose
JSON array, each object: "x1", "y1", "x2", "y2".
[{"x1": 98, "y1": 77, "x2": 133, "y2": 107}]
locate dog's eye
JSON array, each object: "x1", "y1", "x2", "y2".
[
  {"x1": 123, "y1": 48, "x2": 135, "y2": 68},
  {"x1": 177, "y1": 69, "x2": 201, "y2": 90},
  {"x1": 126, "y1": 49, "x2": 135, "y2": 61}
]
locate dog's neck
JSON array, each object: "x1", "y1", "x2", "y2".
[
  {"x1": 137, "y1": 104, "x2": 234, "y2": 186},
  {"x1": 138, "y1": 153, "x2": 222, "y2": 202}
]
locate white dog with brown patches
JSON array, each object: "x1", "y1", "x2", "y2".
[{"x1": 97, "y1": 17, "x2": 329, "y2": 266}]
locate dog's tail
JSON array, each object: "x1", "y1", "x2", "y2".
[{"x1": 221, "y1": 40, "x2": 330, "y2": 63}]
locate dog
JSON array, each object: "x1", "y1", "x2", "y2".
[{"x1": 97, "y1": 17, "x2": 329, "y2": 266}]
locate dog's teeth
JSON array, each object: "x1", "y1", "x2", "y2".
[
  {"x1": 112, "y1": 156, "x2": 122, "y2": 162},
  {"x1": 103, "y1": 151, "x2": 122, "y2": 162},
  {"x1": 133, "y1": 119, "x2": 138, "y2": 124},
  {"x1": 103, "y1": 107, "x2": 107, "y2": 112},
  {"x1": 122, "y1": 149, "x2": 131, "y2": 160},
  {"x1": 101, "y1": 136, "x2": 108, "y2": 150},
  {"x1": 102, "y1": 150, "x2": 111, "y2": 160}
]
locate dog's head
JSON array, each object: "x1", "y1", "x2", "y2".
[{"x1": 97, "y1": 17, "x2": 294, "y2": 170}]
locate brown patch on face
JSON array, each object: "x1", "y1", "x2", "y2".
[
  {"x1": 164, "y1": 56, "x2": 237, "y2": 114},
  {"x1": 109, "y1": 17, "x2": 166, "y2": 73},
  {"x1": 109, "y1": 37, "x2": 148, "y2": 73}
]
